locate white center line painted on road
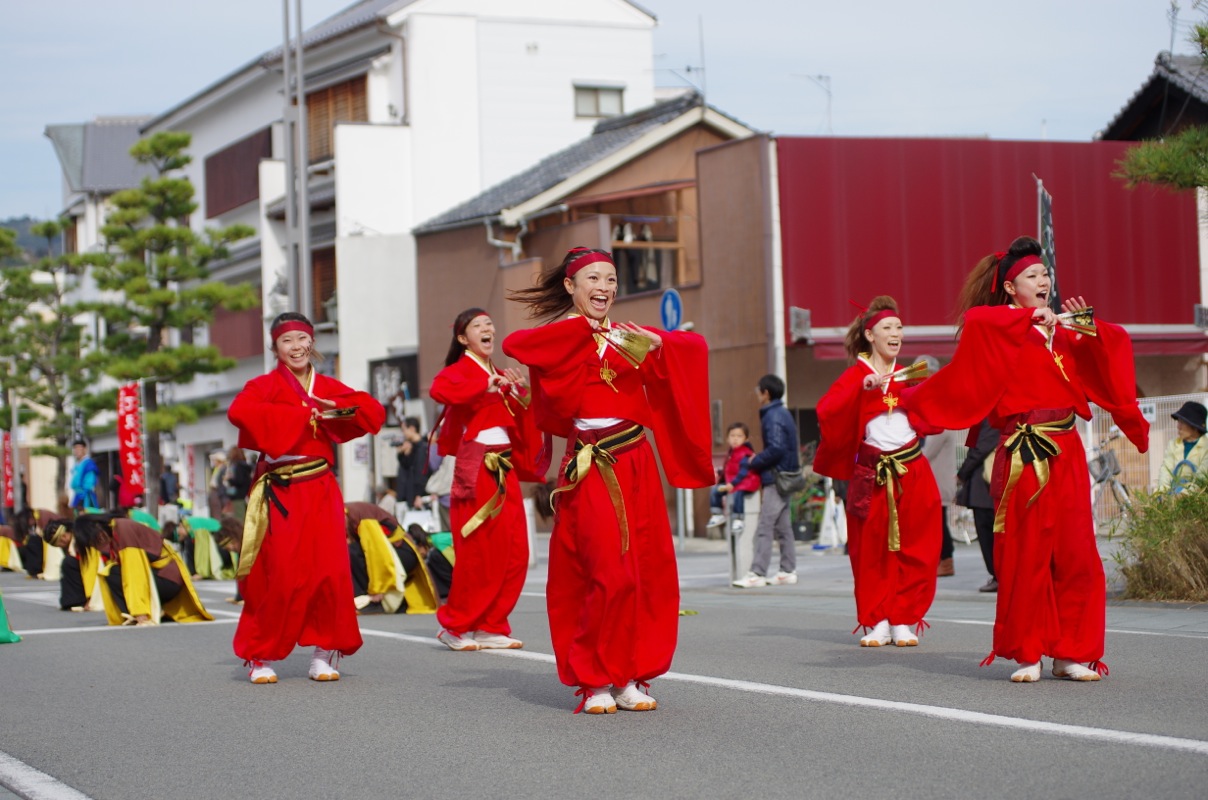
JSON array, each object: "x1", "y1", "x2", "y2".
[
  {"x1": 0, "y1": 750, "x2": 93, "y2": 800},
  {"x1": 923, "y1": 616, "x2": 1208, "y2": 640},
  {"x1": 360, "y1": 628, "x2": 1208, "y2": 757},
  {"x1": 13, "y1": 619, "x2": 239, "y2": 636}
]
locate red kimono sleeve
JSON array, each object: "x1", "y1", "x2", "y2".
[
  {"x1": 431, "y1": 362, "x2": 489, "y2": 407},
  {"x1": 1067, "y1": 321, "x2": 1150, "y2": 452},
  {"x1": 508, "y1": 396, "x2": 550, "y2": 483},
  {"x1": 813, "y1": 366, "x2": 865, "y2": 481},
  {"x1": 641, "y1": 328, "x2": 715, "y2": 489},
  {"x1": 903, "y1": 305, "x2": 1034, "y2": 434},
  {"x1": 430, "y1": 361, "x2": 485, "y2": 458},
  {"x1": 502, "y1": 318, "x2": 596, "y2": 438},
  {"x1": 228, "y1": 374, "x2": 314, "y2": 458}
]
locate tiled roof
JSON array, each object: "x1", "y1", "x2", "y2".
[
  {"x1": 1099, "y1": 52, "x2": 1208, "y2": 139},
  {"x1": 259, "y1": 0, "x2": 413, "y2": 63},
  {"x1": 416, "y1": 92, "x2": 747, "y2": 232},
  {"x1": 44, "y1": 117, "x2": 155, "y2": 194}
]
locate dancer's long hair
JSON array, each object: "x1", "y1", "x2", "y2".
[
  {"x1": 508, "y1": 248, "x2": 612, "y2": 320},
  {"x1": 954, "y1": 235, "x2": 1043, "y2": 334}
]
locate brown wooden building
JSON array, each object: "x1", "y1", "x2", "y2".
[{"x1": 413, "y1": 92, "x2": 761, "y2": 532}]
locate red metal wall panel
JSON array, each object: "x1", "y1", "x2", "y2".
[{"x1": 777, "y1": 137, "x2": 1200, "y2": 329}]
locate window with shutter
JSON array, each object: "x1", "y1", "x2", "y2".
[
  {"x1": 306, "y1": 75, "x2": 368, "y2": 162},
  {"x1": 312, "y1": 247, "x2": 337, "y2": 323},
  {"x1": 204, "y1": 128, "x2": 272, "y2": 218},
  {"x1": 209, "y1": 304, "x2": 263, "y2": 360}
]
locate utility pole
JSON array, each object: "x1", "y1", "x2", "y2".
[{"x1": 281, "y1": 0, "x2": 311, "y2": 317}]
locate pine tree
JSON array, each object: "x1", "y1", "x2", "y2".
[
  {"x1": 0, "y1": 220, "x2": 112, "y2": 496},
  {"x1": 94, "y1": 132, "x2": 257, "y2": 508}
]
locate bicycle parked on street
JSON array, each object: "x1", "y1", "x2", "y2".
[{"x1": 1088, "y1": 430, "x2": 1131, "y2": 534}]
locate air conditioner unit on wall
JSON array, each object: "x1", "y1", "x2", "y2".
[
  {"x1": 1195, "y1": 303, "x2": 1208, "y2": 331},
  {"x1": 789, "y1": 306, "x2": 812, "y2": 344}
]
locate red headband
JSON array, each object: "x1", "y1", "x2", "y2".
[
  {"x1": 864, "y1": 308, "x2": 901, "y2": 331},
  {"x1": 271, "y1": 319, "x2": 314, "y2": 340},
  {"x1": 565, "y1": 248, "x2": 614, "y2": 278},
  {"x1": 994, "y1": 254, "x2": 1043, "y2": 291}
]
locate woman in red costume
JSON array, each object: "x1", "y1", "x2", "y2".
[
  {"x1": 503, "y1": 247, "x2": 714, "y2": 715},
  {"x1": 430, "y1": 307, "x2": 543, "y2": 651},
  {"x1": 904, "y1": 236, "x2": 1148, "y2": 682},
  {"x1": 814, "y1": 297, "x2": 942, "y2": 647},
  {"x1": 228, "y1": 312, "x2": 385, "y2": 684}
]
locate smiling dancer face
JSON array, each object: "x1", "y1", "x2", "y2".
[
  {"x1": 460, "y1": 314, "x2": 496, "y2": 359},
  {"x1": 445, "y1": 307, "x2": 492, "y2": 366},
  {"x1": 564, "y1": 258, "x2": 618, "y2": 322},
  {"x1": 844, "y1": 296, "x2": 902, "y2": 367},
  {"x1": 1003, "y1": 261, "x2": 1052, "y2": 310},
  {"x1": 864, "y1": 314, "x2": 903, "y2": 366},
  {"x1": 269, "y1": 313, "x2": 317, "y2": 380}
]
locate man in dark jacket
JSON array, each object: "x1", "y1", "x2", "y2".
[
  {"x1": 394, "y1": 417, "x2": 429, "y2": 510},
  {"x1": 733, "y1": 374, "x2": 800, "y2": 588}
]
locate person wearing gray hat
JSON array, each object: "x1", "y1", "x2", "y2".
[{"x1": 1158, "y1": 400, "x2": 1208, "y2": 493}]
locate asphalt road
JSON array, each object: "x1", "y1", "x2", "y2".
[{"x1": 1, "y1": 538, "x2": 1206, "y2": 800}]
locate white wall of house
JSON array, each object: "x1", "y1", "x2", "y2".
[
  {"x1": 334, "y1": 122, "x2": 415, "y2": 498},
  {"x1": 473, "y1": 17, "x2": 655, "y2": 188}
]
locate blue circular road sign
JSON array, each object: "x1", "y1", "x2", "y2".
[{"x1": 660, "y1": 288, "x2": 683, "y2": 331}]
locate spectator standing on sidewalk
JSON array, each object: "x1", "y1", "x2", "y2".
[
  {"x1": 922, "y1": 427, "x2": 958, "y2": 578},
  {"x1": 733, "y1": 374, "x2": 800, "y2": 588},
  {"x1": 1157, "y1": 400, "x2": 1208, "y2": 493},
  {"x1": 957, "y1": 418, "x2": 1000, "y2": 592}
]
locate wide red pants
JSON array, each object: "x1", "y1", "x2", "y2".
[
  {"x1": 547, "y1": 438, "x2": 679, "y2": 689},
  {"x1": 233, "y1": 471, "x2": 362, "y2": 661},
  {"x1": 846, "y1": 451, "x2": 942, "y2": 628},
  {"x1": 436, "y1": 454, "x2": 529, "y2": 636},
  {"x1": 990, "y1": 431, "x2": 1105, "y2": 665}
]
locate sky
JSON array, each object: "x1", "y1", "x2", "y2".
[{"x1": 0, "y1": 0, "x2": 1191, "y2": 220}]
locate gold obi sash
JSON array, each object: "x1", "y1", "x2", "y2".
[
  {"x1": 993, "y1": 410, "x2": 1077, "y2": 534},
  {"x1": 552, "y1": 422, "x2": 646, "y2": 553},
  {"x1": 856, "y1": 438, "x2": 923, "y2": 552},
  {"x1": 237, "y1": 459, "x2": 330, "y2": 578},
  {"x1": 461, "y1": 445, "x2": 514, "y2": 538}
]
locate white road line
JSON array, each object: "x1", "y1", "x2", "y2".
[
  {"x1": 920, "y1": 616, "x2": 1208, "y2": 640},
  {"x1": 0, "y1": 750, "x2": 93, "y2": 800},
  {"x1": 359, "y1": 628, "x2": 1208, "y2": 757},
  {"x1": 13, "y1": 619, "x2": 239, "y2": 636}
]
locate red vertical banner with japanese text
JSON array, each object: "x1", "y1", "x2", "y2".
[
  {"x1": 117, "y1": 382, "x2": 146, "y2": 500},
  {"x1": 2, "y1": 431, "x2": 12, "y2": 508}
]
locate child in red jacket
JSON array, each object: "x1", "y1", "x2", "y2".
[{"x1": 708, "y1": 422, "x2": 762, "y2": 533}]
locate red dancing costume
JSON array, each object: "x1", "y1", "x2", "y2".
[
  {"x1": 430, "y1": 352, "x2": 544, "y2": 638},
  {"x1": 904, "y1": 306, "x2": 1147, "y2": 667},
  {"x1": 815, "y1": 357, "x2": 942, "y2": 630},
  {"x1": 503, "y1": 317, "x2": 713, "y2": 691},
  {"x1": 229, "y1": 362, "x2": 385, "y2": 662}
]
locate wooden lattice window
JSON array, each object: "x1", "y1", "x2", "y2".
[
  {"x1": 204, "y1": 128, "x2": 272, "y2": 218},
  {"x1": 209, "y1": 304, "x2": 263, "y2": 360},
  {"x1": 312, "y1": 247, "x2": 337, "y2": 323},
  {"x1": 306, "y1": 76, "x2": 368, "y2": 162}
]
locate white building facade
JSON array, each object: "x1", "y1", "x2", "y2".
[{"x1": 118, "y1": 0, "x2": 658, "y2": 503}]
